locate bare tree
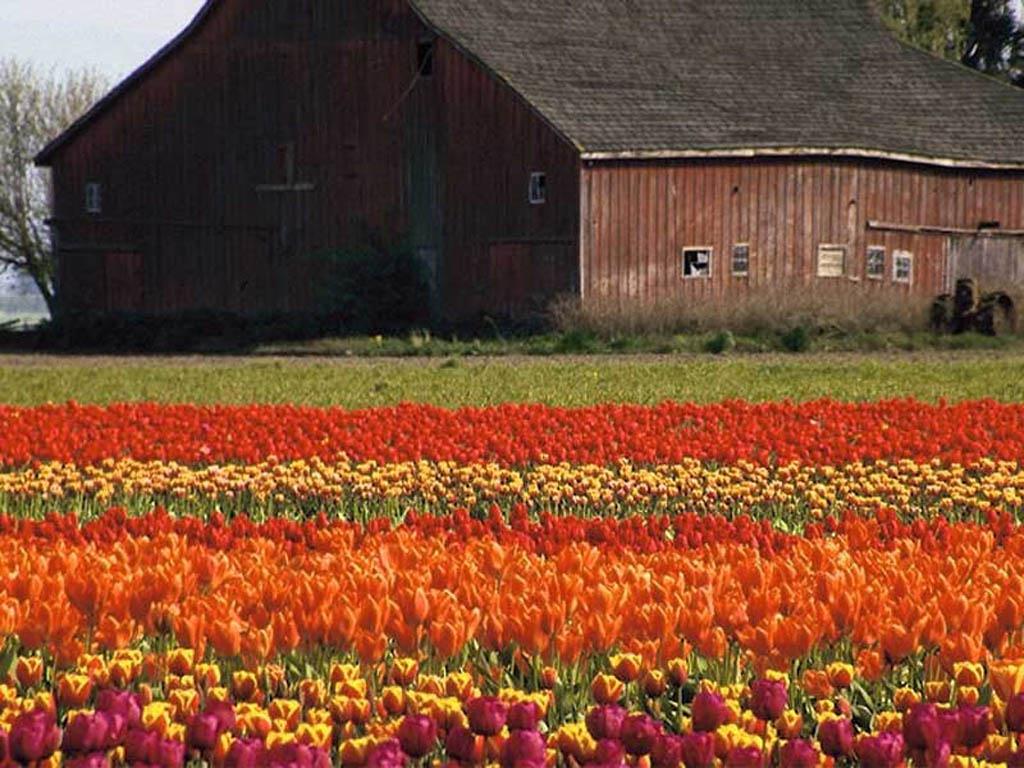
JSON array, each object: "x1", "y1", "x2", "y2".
[{"x1": 0, "y1": 59, "x2": 107, "y2": 316}]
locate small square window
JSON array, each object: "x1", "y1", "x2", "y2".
[
  {"x1": 85, "y1": 182, "x2": 102, "y2": 214},
  {"x1": 682, "y1": 247, "x2": 712, "y2": 279},
  {"x1": 529, "y1": 172, "x2": 547, "y2": 205},
  {"x1": 731, "y1": 244, "x2": 750, "y2": 276},
  {"x1": 893, "y1": 250, "x2": 913, "y2": 284},
  {"x1": 817, "y1": 244, "x2": 846, "y2": 278},
  {"x1": 866, "y1": 246, "x2": 885, "y2": 280}
]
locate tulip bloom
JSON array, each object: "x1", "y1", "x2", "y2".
[
  {"x1": 591, "y1": 674, "x2": 625, "y2": 705},
  {"x1": 187, "y1": 712, "x2": 222, "y2": 752},
  {"x1": 724, "y1": 746, "x2": 764, "y2": 767},
  {"x1": 749, "y1": 678, "x2": 787, "y2": 722},
  {"x1": 903, "y1": 703, "x2": 941, "y2": 750},
  {"x1": 778, "y1": 739, "x2": 818, "y2": 768},
  {"x1": 225, "y1": 737, "x2": 266, "y2": 768},
  {"x1": 96, "y1": 689, "x2": 142, "y2": 729},
  {"x1": 1007, "y1": 693, "x2": 1024, "y2": 732},
  {"x1": 680, "y1": 732, "x2": 714, "y2": 768},
  {"x1": 466, "y1": 696, "x2": 507, "y2": 736},
  {"x1": 854, "y1": 733, "x2": 905, "y2": 768},
  {"x1": 506, "y1": 701, "x2": 541, "y2": 732},
  {"x1": 9, "y1": 708, "x2": 61, "y2": 763},
  {"x1": 620, "y1": 713, "x2": 661, "y2": 756},
  {"x1": 650, "y1": 733, "x2": 683, "y2": 768},
  {"x1": 500, "y1": 729, "x2": 547, "y2": 768},
  {"x1": 691, "y1": 691, "x2": 728, "y2": 732},
  {"x1": 817, "y1": 717, "x2": 854, "y2": 757},
  {"x1": 367, "y1": 738, "x2": 407, "y2": 768},
  {"x1": 397, "y1": 714, "x2": 437, "y2": 758},
  {"x1": 586, "y1": 705, "x2": 627, "y2": 741},
  {"x1": 445, "y1": 726, "x2": 483, "y2": 763},
  {"x1": 63, "y1": 711, "x2": 111, "y2": 755}
]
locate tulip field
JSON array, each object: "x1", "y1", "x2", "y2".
[{"x1": 4, "y1": 358, "x2": 1024, "y2": 767}]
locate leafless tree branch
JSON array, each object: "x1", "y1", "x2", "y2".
[{"x1": 0, "y1": 58, "x2": 107, "y2": 314}]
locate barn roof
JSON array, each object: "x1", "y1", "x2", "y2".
[
  {"x1": 37, "y1": 0, "x2": 1024, "y2": 169},
  {"x1": 409, "y1": 0, "x2": 1024, "y2": 168}
]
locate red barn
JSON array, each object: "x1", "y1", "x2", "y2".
[{"x1": 36, "y1": 0, "x2": 1024, "y2": 322}]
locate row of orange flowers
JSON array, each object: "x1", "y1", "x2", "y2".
[{"x1": 2, "y1": 511, "x2": 1023, "y2": 676}]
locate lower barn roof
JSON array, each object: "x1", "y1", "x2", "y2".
[{"x1": 410, "y1": 0, "x2": 1024, "y2": 168}]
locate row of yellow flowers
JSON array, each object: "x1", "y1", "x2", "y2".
[{"x1": 2, "y1": 457, "x2": 1023, "y2": 513}]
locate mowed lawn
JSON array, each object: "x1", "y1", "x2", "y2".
[{"x1": 0, "y1": 351, "x2": 1022, "y2": 406}]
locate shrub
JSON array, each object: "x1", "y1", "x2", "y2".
[
  {"x1": 311, "y1": 234, "x2": 430, "y2": 334},
  {"x1": 780, "y1": 326, "x2": 811, "y2": 353},
  {"x1": 704, "y1": 331, "x2": 736, "y2": 355}
]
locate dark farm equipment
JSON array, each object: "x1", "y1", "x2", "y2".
[{"x1": 931, "y1": 278, "x2": 1018, "y2": 335}]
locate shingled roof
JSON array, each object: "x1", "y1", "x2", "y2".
[
  {"x1": 38, "y1": 0, "x2": 1024, "y2": 169},
  {"x1": 409, "y1": 0, "x2": 1024, "y2": 168}
]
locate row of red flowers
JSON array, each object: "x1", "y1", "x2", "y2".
[
  {"x1": 1, "y1": 399, "x2": 1022, "y2": 467},
  {"x1": 0, "y1": 506, "x2": 1016, "y2": 556}
]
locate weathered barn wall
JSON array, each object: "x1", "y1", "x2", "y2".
[
  {"x1": 580, "y1": 158, "x2": 1024, "y2": 305},
  {"x1": 435, "y1": 39, "x2": 580, "y2": 317},
  {"x1": 48, "y1": 0, "x2": 579, "y2": 320}
]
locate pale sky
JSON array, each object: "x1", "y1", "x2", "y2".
[
  {"x1": 3, "y1": 0, "x2": 1023, "y2": 79},
  {"x1": 1, "y1": 0, "x2": 204, "y2": 79}
]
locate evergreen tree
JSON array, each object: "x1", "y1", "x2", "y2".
[{"x1": 880, "y1": 0, "x2": 1023, "y2": 87}]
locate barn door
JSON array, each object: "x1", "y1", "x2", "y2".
[
  {"x1": 104, "y1": 252, "x2": 145, "y2": 312},
  {"x1": 948, "y1": 236, "x2": 1024, "y2": 291}
]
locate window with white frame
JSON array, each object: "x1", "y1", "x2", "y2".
[
  {"x1": 731, "y1": 244, "x2": 750, "y2": 276},
  {"x1": 816, "y1": 244, "x2": 846, "y2": 278},
  {"x1": 893, "y1": 250, "x2": 913, "y2": 284},
  {"x1": 85, "y1": 182, "x2": 102, "y2": 214},
  {"x1": 682, "y1": 247, "x2": 712, "y2": 279},
  {"x1": 528, "y1": 172, "x2": 547, "y2": 205},
  {"x1": 866, "y1": 246, "x2": 885, "y2": 280}
]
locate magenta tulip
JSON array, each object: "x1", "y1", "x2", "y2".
[
  {"x1": 855, "y1": 732, "x2": 905, "y2": 768},
  {"x1": 507, "y1": 701, "x2": 541, "y2": 731},
  {"x1": 95, "y1": 689, "x2": 142, "y2": 729},
  {"x1": 9, "y1": 708, "x2": 61, "y2": 763},
  {"x1": 500, "y1": 729, "x2": 547, "y2": 768},
  {"x1": 445, "y1": 726, "x2": 480, "y2": 763},
  {"x1": 778, "y1": 739, "x2": 818, "y2": 768},
  {"x1": 691, "y1": 691, "x2": 728, "y2": 733},
  {"x1": 397, "y1": 714, "x2": 437, "y2": 758},
  {"x1": 725, "y1": 746, "x2": 764, "y2": 767},
  {"x1": 680, "y1": 732, "x2": 715, "y2": 768},
  {"x1": 586, "y1": 705, "x2": 627, "y2": 741},
  {"x1": 817, "y1": 717, "x2": 854, "y2": 757},
  {"x1": 466, "y1": 696, "x2": 508, "y2": 736},
  {"x1": 225, "y1": 737, "x2": 266, "y2": 768},
  {"x1": 620, "y1": 713, "x2": 661, "y2": 756},
  {"x1": 749, "y1": 679, "x2": 788, "y2": 722},
  {"x1": 650, "y1": 733, "x2": 683, "y2": 768}
]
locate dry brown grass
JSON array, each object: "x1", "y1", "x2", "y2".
[{"x1": 551, "y1": 284, "x2": 939, "y2": 337}]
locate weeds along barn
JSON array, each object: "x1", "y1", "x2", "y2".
[{"x1": 36, "y1": 0, "x2": 1024, "y2": 323}]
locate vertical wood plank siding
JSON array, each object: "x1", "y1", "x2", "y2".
[
  {"x1": 48, "y1": 0, "x2": 578, "y2": 320},
  {"x1": 581, "y1": 158, "x2": 1024, "y2": 304}
]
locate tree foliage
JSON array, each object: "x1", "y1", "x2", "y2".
[
  {"x1": 0, "y1": 59, "x2": 107, "y2": 315},
  {"x1": 880, "y1": 0, "x2": 1024, "y2": 85}
]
